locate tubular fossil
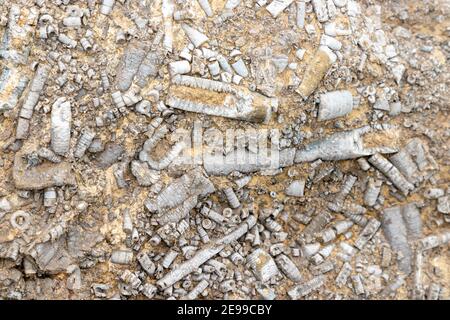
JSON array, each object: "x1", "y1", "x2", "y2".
[
  {"x1": 156, "y1": 215, "x2": 256, "y2": 289},
  {"x1": 51, "y1": 98, "x2": 72, "y2": 156},
  {"x1": 381, "y1": 206, "x2": 413, "y2": 274},
  {"x1": 295, "y1": 125, "x2": 398, "y2": 162},
  {"x1": 166, "y1": 75, "x2": 275, "y2": 123},
  {"x1": 16, "y1": 64, "x2": 50, "y2": 139},
  {"x1": 145, "y1": 167, "x2": 215, "y2": 224},
  {"x1": 203, "y1": 148, "x2": 296, "y2": 175},
  {"x1": 317, "y1": 90, "x2": 354, "y2": 121},
  {"x1": 0, "y1": 71, "x2": 28, "y2": 113},
  {"x1": 139, "y1": 124, "x2": 186, "y2": 171},
  {"x1": 12, "y1": 151, "x2": 75, "y2": 190},
  {"x1": 296, "y1": 46, "x2": 336, "y2": 99},
  {"x1": 115, "y1": 41, "x2": 148, "y2": 92},
  {"x1": 368, "y1": 153, "x2": 415, "y2": 195}
]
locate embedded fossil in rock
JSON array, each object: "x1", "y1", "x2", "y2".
[{"x1": 0, "y1": 0, "x2": 448, "y2": 302}]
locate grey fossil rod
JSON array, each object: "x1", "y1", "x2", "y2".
[
  {"x1": 295, "y1": 124, "x2": 398, "y2": 162},
  {"x1": 166, "y1": 75, "x2": 276, "y2": 123},
  {"x1": 156, "y1": 215, "x2": 256, "y2": 289}
]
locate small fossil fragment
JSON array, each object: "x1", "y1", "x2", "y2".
[
  {"x1": 317, "y1": 90, "x2": 354, "y2": 121},
  {"x1": 296, "y1": 46, "x2": 336, "y2": 99},
  {"x1": 167, "y1": 75, "x2": 275, "y2": 123}
]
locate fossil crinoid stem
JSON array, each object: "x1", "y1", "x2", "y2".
[
  {"x1": 166, "y1": 75, "x2": 276, "y2": 123},
  {"x1": 295, "y1": 125, "x2": 399, "y2": 162},
  {"x1": 296, "y1": 46, "x2": 336, "y2": 99},
  {"x1": 51, "y1": 97, "x2": 72, "y2": 156}
]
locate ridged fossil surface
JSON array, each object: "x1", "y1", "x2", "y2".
[{"x1": 0, "y1": 0, "x2": 448, "y2": 301}]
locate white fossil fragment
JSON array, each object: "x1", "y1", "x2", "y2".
[
  {"x1": 181, "y1": 24, "x2": 209, "y2": 48},
  {"x1": 333, "y1": 0, "x2": 347, "y2": 7},
  {"x1": 145, "y1": 167, "x2": 214, "y2": 216},
  {"x1": 333, "y1": 220, "x2": 353, "y2": 235},
  {"x1": 324, "y1": 22, "x2": 352, "y2": 36},
  {"x1": 354, "y1": 218, "x2": 381, "y2": 250},
  {"x1": 364, "y1": 178, "x2": 382, "y2": 207},
  {"x1": 169, "y1": 60, "x2": 191, "y2": 76},
  {"x1": 197, "y1": 0, "x2": 213, "y2": 17},
  {"x1": 216, "y1": 55, "x2": 233, "y2": 74},
  {"x1": 288, "y1": 275, "x2": 325, "y2": 299},
  {"x1": 295, "y1": 125, "x2": 398, "y2": 162},
  {"x1": 17, "y1": 64, "x2": 49, "y2": 139},
  {"x1": 62, "y1": 16, "x2": 81, "y2": 28},
  {"x1": 162, "y1": 0, "x2": 175, "y2": 52},
  {"x1": 74, "y1": 128, "x2": 95, "y2": 158},
  {"x1": 51, "y1": 98, "x2": 72, "y2": 156},
  {"x1": 320, "y1": 34, "x2": 343, "y2": 51},
  {"x1": 100, "y1": 0, "x2": 115, "y2": 15},
  {"x1": 312, "y1": 0, "x2": 329, "y2": 22},
  {"x1": 296, "y1": 1, "x2": 306, "y2": 28},
  {"x1": 223, "y1": 187, "x2": 240, "y2": 209},
  {"x1": 382, "y1": 206, "x2": 412, "y2": 274},
  {"x1": 182, "y1": 279, "x2": 209, "y2": 300},
  {"x1": 167, "y1": 75, "x2": 275, "y2": 123},
  {"x1": 208, "y1": 61, "x2": 221, "y2": 76},
  {"x1": 285, "y1": 180, "x2": 305, "y2": 197},
  {"x1": 162, "y1": 250, "x2": 178, "y2": 268},
  {"x1": 247, "y1": 249, "x2": 279, "y2": 282},
  {"x1": 317, "y1": 90, "x2": 353, "y2": 121},
  {"x1": 296, "y1": 46, "x2": 336, "y2": 99},
  {"x1": 302, "y1": 243, "x2": 321, "y2": 257},
  {"x1": 352, "y1": 274, "x2": 365, "y2": 296},
  {"x1": 231, "y1": 58, "x2": 249, "y2": 78},
  {"x1": 111, "y1": 250, "x2": 133, "y2": 265},
  {"x1": 58, "y1": 34, "x2": 77, "y2": 48},
  {"x1": 368, "y1": 153, "x2": 415, "y2": 196},
  {"x1": 275, "y1": 254, "x2": 302, "y2": 282},
  {"x1": 419, "y1": 231, "x2": 450, "y2": 251},
  {"x1": 266, "y1": 0, "x2": 294, "y2": 18}
]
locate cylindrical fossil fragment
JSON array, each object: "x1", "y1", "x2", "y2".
[
  {"x1": 197, "y1": 0, "x2": 213, "y2": 17},
  {"x1": 247, "y1": 248, "x2": 279, "y2": 282},
  {"x1": 419, "y1": 231, "x2": 450, "y2": 251},
  {"x1": 296, "y1": 46, "x2": 336, "y2": 99},
  {"x1": 0, "y1": 75, "x2": 28, "y2": 113},
  {"x1": 287, "y1": 275, "x2": 325, "y2": 299},
  {"x1": 296, "y1": 1, "x2": 306, "y2": 28},
  {"x1": 320, "y1": 34, "x2": 342, "y2": 51},
  {"x1": 285, "y1": 180, "x2": 305, "y2": 197},
  {"x1": 115, "y1": 41, "x2": 148, "y2": 92},
  {"x1": 182, "y1": 279, "x2": 209, "y2": 300},
  {"x1": 167, "y1": 75, "x2": 275, "y2": 123},
  {"x1": 266, "y1": 0, "x2": 294, "y2": 18},
  {"x1": 74, "y1": 128, "x2": 95, "y2": 158},
  {"x1": 223, "y1": 187, "x2": 240, "y2": 209},
  {"x1": 364, "y1": 178, "x2": 382, "y2": 207},
  {"x1": 317, "y1": 90, "x2": 353, "y2": 121},
  {"x1": 295, "y1": 125, "x2": 398, "y2": 162},
  {"x1": 51, "y1": 98, "x2": 72, "y2": 156},
  {"x1": 368, "y1": 153, "x2": 415, "y2": 195},
  {"x1": 382, "y1": 206, "x2": 412, "y2": 274},
  {"x1": 311, "y1": 0, "x2": 329, "y2": 22},
  {"x1": 111, "y1": 249, "x2": 133, "y2": 265},
  {"x1": 17, "y1": 64, "x2": 49, "y2": 139},
  {"x1": 43, "y1": 187, "x2": 57, "y2": 208},
  {"x1": 169, "y1": 60, "x2": 191, "y2": 76},
  {"x1": 37, "y1": 147, "x2": 62, "y2": 163},
  {"x1": 275, "y1": 254, "x2": 302, "y2": 282},
  {"x1": 181, "y1": 23, "x2": 209, "y2": 48},
  {"x1": 100, "y1": 0, "x2": 115, "y2": 15},
  {"x1": 156, "y1": 215, "x2": 256, "y2": 289}
]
